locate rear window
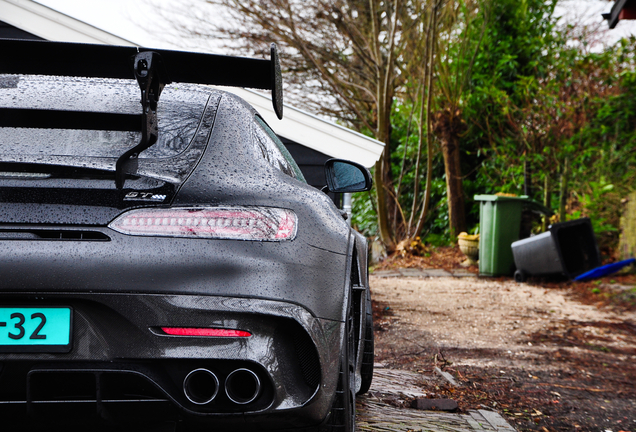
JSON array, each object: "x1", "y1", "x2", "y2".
[{"x1": 0, "y1": 76, "x2": 209, "y2": 159}]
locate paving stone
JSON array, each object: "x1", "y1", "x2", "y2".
[
  {"x1": 434, "y1": 367, "x2": 459, "y2": 386},
  {"x1": 372, "y1": 268, "x2": 473, "y2": 278},
  {"x1": 477, "y1": 410, "x2": 517, "y2": 432},
  {"x1": 451, "y1": 270, "x2": 477, "y2": 278},
  {"x1": 399, "y1": 268, "x2": 428, "y2": 277},
  {"x1": 411, "y1": 398, "x2": 458, "y2": 412},
  {"x1": 372, "y1": 270, "x2": 402, "y2": 278},
  {"x1": 422, "y1": 269, "x2": 452, "y2": 277},
  {"x1": 371, "y1": 368, "x2": 429, "y2": 398},
  {"x1": 467, "y1": 411, "x2": 498, "y2": 430},
  {"x1": 357, "y1": 368, "x2": 516, "y2": 431},
  {"x1": 466, "y1": 417, "x2": 490, "y2": 430}
]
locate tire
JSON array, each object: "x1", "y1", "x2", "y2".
[
  {"x1": 357, "y1": 288, "x2": 374, "y2": 395},
  {"x1": 324, "y1": 288, "x2": 356, "y2": 432},
  {"x1": 514, "y1": 269, "x2": 527, "y2": 283}
]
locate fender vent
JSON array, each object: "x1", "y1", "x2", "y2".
[
  {"x1": 0, "y1": 230, "x2": 110, "y2": 241},
  {"x1": 293, "y1": 328, "x2": 320, "y2": 389}
]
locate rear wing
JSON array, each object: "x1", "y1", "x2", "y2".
[{"x1": 0, "y1": 39, "x2": 284, "y2": 188}]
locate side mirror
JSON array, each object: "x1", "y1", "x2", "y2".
[{"x1": 324, "y1": 159, "x2": 373, "y2": 193}]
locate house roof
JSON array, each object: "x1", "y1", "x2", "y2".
[{"x1": 0, "y1": 0, "x2": 384, "y2": 168}]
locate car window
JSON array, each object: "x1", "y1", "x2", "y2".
[{"x1": 253, "y1": 116, "x2": 306, "y2": 183}]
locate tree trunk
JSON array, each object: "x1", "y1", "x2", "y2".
[
  {"x1": 413, "y1": 15, "x2": 437, "y2": 240},
  {"x1": 408, "y1": 5, "x2": 435, "y2": 239},
  {"x1": 441, "y1": 133, "x2": 466, "y2": 237},
  {"x1": 435, "y1": 108, "x2": 466, "y2": 238},
  {"x1": 543, "y1": 173, "x2": 551, "y2": 232},
  {"x1": 375, "y1": 93, "x2": 396, "y2": 252},
  {"x1": 524, "y1": 160, "x2": 532, "y2": 199},
  {"x1": 374, "y1": 159, "x2": 394, "y2": 249},
  {"x1": 559, "y1": 157, "x2": 569, "y2": 223}
]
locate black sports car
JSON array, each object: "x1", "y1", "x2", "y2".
[{"x1": 0, "y1": 39, "x2": 374, "y2": 431}]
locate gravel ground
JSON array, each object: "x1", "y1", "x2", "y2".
[{"x1": 370, "y1": 274, "x2": 636, "y2": 431}]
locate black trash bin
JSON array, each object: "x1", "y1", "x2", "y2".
[{"x1": 511, "y1": 218, "x2": 600, "y2": 282}]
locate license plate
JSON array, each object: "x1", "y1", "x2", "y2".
[{"x1": 0, "y1": 307, "x2": 72, "y2": 353}]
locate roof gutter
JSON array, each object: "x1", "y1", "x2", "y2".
[{"x1": 602, "y1": 0, "x2": 631, "y2": 29}]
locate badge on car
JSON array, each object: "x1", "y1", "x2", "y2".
[
  {"x1": 124, "y1": 192, "x2": 167, "y2": 202},
  {"x1": 0, "y1": 307, "x2": 72, "y2": 352}
]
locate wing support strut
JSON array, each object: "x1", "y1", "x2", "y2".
[{"x1": 115, "y1": 51, "x2": 170, "y2": 189}]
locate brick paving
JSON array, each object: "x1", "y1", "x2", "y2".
[
  {"x1": 357, "y1": 368, "x2": 516, "y2": 432},
  {"x1": 364, "y1": 271, "x2": 515, "y2": 430},
  {"x1": 372, "y1": 269, "x2": 476, "y2": 278}
]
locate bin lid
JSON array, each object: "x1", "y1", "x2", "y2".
[
  {"x1": 474, "y1": 194, "x2": 530, "y2": 202},
  {"x1": 474, "y1": 194, "x2": 553, "y2": 215}
]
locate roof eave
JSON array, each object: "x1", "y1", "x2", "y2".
[
  {"x1": 603, "y1": 0, "x2": 630, "y2": 29},
  {"x1": 0, "y1": 0, "x2": 137, "y2": 45}
]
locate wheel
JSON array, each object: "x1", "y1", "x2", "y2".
[
  {"x1": 324, "y1": 288, "x2": 356, "y2": 432},
  {"x1": 514, "y1": 269, "x2": 527, "y2": 283},
  {"x1": 357, "y1": 288, "x2": 374, "y2": 395}
]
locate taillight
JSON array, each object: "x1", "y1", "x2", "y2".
[
  {"x1": 161, "y1": 327, "x2": 251, "y2": 337},
  {"x1": 108, "y1": 206, "x2": 297, "y2": 241}
]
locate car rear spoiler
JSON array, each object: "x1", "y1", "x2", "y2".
[{"x1": 0, "y1": 39, "x2": 284, "y2": 188}]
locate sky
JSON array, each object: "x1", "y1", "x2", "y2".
[{"x1": 34, "y1": 0, "x2": 636, "y2": 52}]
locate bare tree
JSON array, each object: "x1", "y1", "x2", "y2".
[
  {"x1": 155, "y1": 0, "x2": 446, "y2": 250},
  {"x1": 154, "y1": 0, "x2": 493, "y2": 246}
]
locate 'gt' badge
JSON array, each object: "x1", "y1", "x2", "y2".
[{"x1": 124, "y1": 192, "x2": 167, "y2": 202}]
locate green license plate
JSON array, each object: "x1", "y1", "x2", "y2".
[{"x1": 0, "y1": 307, "x2": 72, "y2": 353}]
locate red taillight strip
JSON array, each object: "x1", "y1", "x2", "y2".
[{"x1": 161, "y1": 327, "x2": 252, "y2": 337}]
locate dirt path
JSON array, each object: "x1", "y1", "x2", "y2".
[{"x1": 370, "y1": 274, "x2": 636, "y2": 431}]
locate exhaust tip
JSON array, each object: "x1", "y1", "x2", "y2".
[
  {"x1": 183, "y1": 368, "x2": 219, "y2": 405},
  {"x1": 225, "y1": 368, "x2": 261, "y2": 405}
]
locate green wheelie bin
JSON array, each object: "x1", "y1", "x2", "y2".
[{"x1": 474, "y1": 194, "x2": 551, "y2": 277}]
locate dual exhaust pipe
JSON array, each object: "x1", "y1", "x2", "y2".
[{"x1": 183, "y1": 368, "x2": 261, "y2": 405}]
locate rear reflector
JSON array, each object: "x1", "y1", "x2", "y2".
[
  {"x1": 108, "y1": 206, "x2": 297, "y2": 241},
  {"x1": 161, "y1": 327, "x2": 251, "y2": 337}
]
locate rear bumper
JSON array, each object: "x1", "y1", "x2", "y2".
[
  {"x1": 0, "y1": 226, "x2": 349, "y2": 322},
  {"x1": 0, "y1": 293, "x2": 343, "y2": 431}
]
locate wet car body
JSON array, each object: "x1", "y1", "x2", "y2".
[{"x1": 0, "y1": 40, "x2": 373, "y2": 431}]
